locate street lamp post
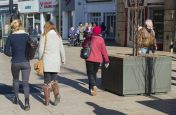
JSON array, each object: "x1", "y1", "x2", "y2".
[
  {"x1": 9, "y1": 0, "x2": 20, "y2": 23},
  {"x1": 9, "y1": 0, "x2": 13, "y2": 15}
]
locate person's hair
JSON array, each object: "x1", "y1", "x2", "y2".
[
  {"x1": 43, "y1": 21, "x2": 60, "y2": 37},
  {"x1": 10, "y1": 19, "x2": 22, "y2": 32},
  {"x1": 93, "y1": 22, "x2": 98, "y2": 26},
  {"x1": 145, "y1": 19, "x2": 153, "y2": 29}
]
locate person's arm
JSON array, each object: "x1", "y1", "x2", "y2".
[
  {"x1": 153, "y1": 37, "x2": 157, "y2": 50},
  {"x1": 38, "y1": 35, "x2": 45, "y2": 59},
  {"x1": 101, "y1": 39, "x2": 109, "y2": 63},
  {"x1": 59, "y1": 37, "x2": 66, "y2": 64},
  {"x1": 4, "y1": 36, "x2": 12, "y2": 57},
  {"x1": 151, "y1": 29, "x2": 157, "y2": 50}
]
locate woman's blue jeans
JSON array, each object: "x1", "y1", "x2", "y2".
[{"x1": 140, "y1": 48, "x2": 149, "y2": 54}]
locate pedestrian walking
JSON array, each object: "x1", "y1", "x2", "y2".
[
  {"x1": 68, "y1": 26, "x2": 78, "y2": 46},
  {"x1": 78, "y1": 23, "x2": 84, "y2": 41},
  {"x1": 83, "y1": 22, "x2": 89, "y2": 38},
  {"x1": 38, "y1": 21, "x2": 65, "y2": 106},
  {"x1": 87, "y1": 23, "x2": 93, "y2": 34},
  {"x1": 4, "y1": 19, "x2": 31, "y2": 111},
  {"x1": 137, "y1": 19, "x2": 157, "y2": 55},
  {"x1": 82, "y1": 26, "x2": 109, "y2": 96},
  {"x1": 32, "y1": 24, "x2": 41, "y2": 36}
]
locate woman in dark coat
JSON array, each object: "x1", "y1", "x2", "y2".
[{"x1": 4, "y1": 19, "x2": 31, "y2": 111}]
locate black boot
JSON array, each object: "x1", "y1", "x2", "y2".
[
  {"x1": 24, "y1": 98, "x2": 30, "y2": 111},
  {"x1": 12, "y1": 96, "x2": 19, "y2": 104}
]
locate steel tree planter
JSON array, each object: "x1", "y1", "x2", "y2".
[{"x1": 101, "y1": 55, "x2": 171, "y2": 95}]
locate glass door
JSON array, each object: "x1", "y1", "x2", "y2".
[
  {"x1": 150, "y1": 8, "x2": 164, "y2": 50},
  {"x1": 2, "y1": 14, "x2": 11, "y2": 37},
  {"x1": 104, "y1": 12, "x2": 116, "y2": 39},
  {"x1": 0, "y1": 14, "x2": 11, "y2": 52}
]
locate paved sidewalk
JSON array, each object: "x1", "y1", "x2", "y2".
[{"x1": 0, "y1": 45, "x2": 176, "y2": 115}]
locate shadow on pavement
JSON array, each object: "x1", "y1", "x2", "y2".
[
  {"x1": 57, "y1": 75, "x2": 90, "y2": 95},
  {"x1": 5, "y1": 94, "x2": 25, "y2": 110},
  {"x1": 62, "y1": 66, "x2": 87, "y2": 76},
  {"x1": 0, "y1": 83, "x2": 42, "y2": 95},
  {"x1": 171, "y1": 76, "x2": 176, "y2": 80},
  {"x1": 61, "y1": 66, "x2": 105, "y2": 92},
  {"x1": 86, "y1": 102, "x2": 126, "y2": 115},
  {"x1": 39, "y1": 73, "x2": 89, "y2": 94},
  {"x1": 171, "y1": 76, "x2": 176, "y2": 86},
  {"x1": 0, "y1": 83, "x2": 13, "y2": 94},
  {"x1": 30, "y1": 84, "x2": 44, "y2": 104},
  {"x1": 62, "y1": 66, "x2": 103, "y2": 88},
  {"x1": 0, "y1": 83, "x2": 43, "y2": 110},
  {"x1": 172, "y1": 69, "x2": 176, "y2": 73},
  {"x1": 137, "y1": 99, "x2": 176, "y2": 115},
  {"x1": 171, "y1": 56, "x2": 176, "y2": 61},
  {"x1": 77, "y1": 78, "x2": 103, "y2": 90}
]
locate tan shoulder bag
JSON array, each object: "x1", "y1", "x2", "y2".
[{"x1": 34, "y1": 35, "x2": 47, "y2": 76}]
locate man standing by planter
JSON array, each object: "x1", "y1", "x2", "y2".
[{"x1": 137, "y1": 19, "x2": 157, "y2": 55}]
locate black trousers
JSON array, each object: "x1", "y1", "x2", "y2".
[
  {"x1": 11, "y1": 62, "x2": 31, "y2": 98},
  {"x1": 44, "y1": 72, "x2": 58, "y2": 84},
  {"x1": 86, "y1": 61, "x2": 100, "y2": 90}
]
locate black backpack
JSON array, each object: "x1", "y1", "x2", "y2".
[{"x1": 26, "y1": 37, "x2": 38, "y2": 60}]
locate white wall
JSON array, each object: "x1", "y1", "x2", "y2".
[
  {"x1": 74, "y1": 0, "x2": 85, "y2": 26},
  {"x1": 86, "y1": 2, "x2": 116, "y2": 13}
]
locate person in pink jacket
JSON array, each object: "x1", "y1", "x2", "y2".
[{"x1": 82, "y1": 26, "x2": 109, "y2": 96}]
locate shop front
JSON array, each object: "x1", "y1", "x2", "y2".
[
  {"x1": 86, "y1": 0, "x2": 116, "y2": 40},
  {"x1": 18, "y1": 0, "x2": 58, "y2": 34},
  {"x1": 60, "y1": 0, "x2": 116, "y2": 40}
]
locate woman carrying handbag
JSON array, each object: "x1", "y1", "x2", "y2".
[
  {"x1": 4, "y1": 19, "x2": 31, "y2": 111},
  {"x1": 82, "y1": 26, "x2": 109, "y2": 96},
  {"x1": 38, "y1": 21, "x2": 65, "y2": 106}
]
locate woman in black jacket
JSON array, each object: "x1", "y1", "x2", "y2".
[{"x1": 4, "y1": 19, "x2": 31, "y2": 111}]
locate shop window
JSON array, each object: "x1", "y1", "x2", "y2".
[
  {"x1": 88, "y1": 13, "x2": 101, "y2": 25},
  {"x1": 103, "y1": 12, "x2": 116, "y2": 39},
  {"x1": 149, "y1": 8, "x2": 164, "y2": 50},
  {"x1": 2, "y1": 14, "x2": 11, "y2": 36},
  {"x1": 152, "y1": 9, "x2": 164, "y2": 41}
]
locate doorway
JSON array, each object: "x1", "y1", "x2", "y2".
[
  {"x1": 104, "y1": 12, "x2": 116, "y2": 40},
  {"x1": 149, "y1": 8, "x2": 164, "y2": 50}
]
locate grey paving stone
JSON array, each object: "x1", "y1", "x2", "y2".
[{"x1": 0, "y1": 46, "x2": 176, "y2": 115}]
